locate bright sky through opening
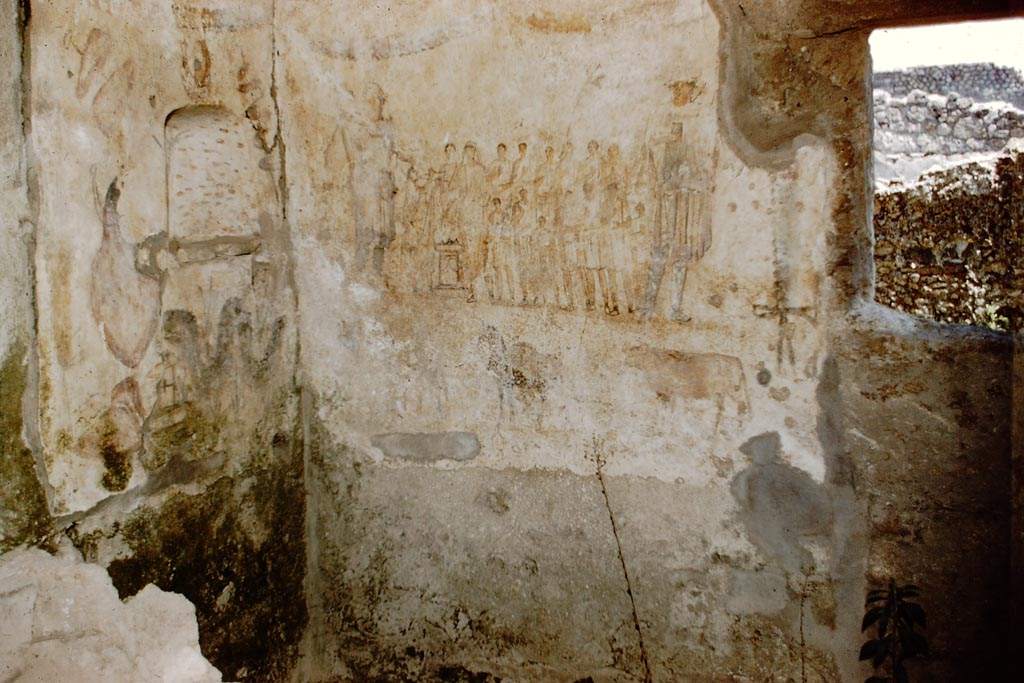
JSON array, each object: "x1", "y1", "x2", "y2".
[{"x1": 871, "y1": 18, "x2": 1024, "y2": 72}]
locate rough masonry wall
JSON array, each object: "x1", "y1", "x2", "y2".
[
  {"x1": 21, "y1": 2, "x2": 306, "y2": 679},
  {"x1": 874, "y1": 150, "x2": 1024, "y2": 331},
  {"x1": 874, "y1": 63, "x2": 1024, "y2": 110},
  {"x1": 873, "y1": 88, "x2": 1024, "y2": 158},
  {"x1": 870, "y1": 58, "x2": 1024, "y2": 334},
  {"x1": 835, "y1": 312, "x2": 1012, "y2": 680}
]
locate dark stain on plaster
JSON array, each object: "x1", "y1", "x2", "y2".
[
  {"x1": 142, "y1": 400, "x2": 220, "y2": 472},
  {"x1": 522, "y1": 10, "x2": 592, "y2": 34},
  {"x1": 816, "y1": 354, "x2": 853, "y2": 487},
  {"x1": 437, "y1": 666, "x2": 503, "y2": 682},
  {"x1": 0, "y1": 344, "x2": 53, "y2": 552},
  {"x1": 307, "y1": 411, "x2": 639, "y2": 682},
  {"x1": 306, "y1": 427, "x2": 425, "y2": 682},
  {"x1": 482, "y1": 327, "x2": 550, "y2": 415},
  {"x1": 93, "y1": 428, "x2": 307, "y2": 682},
  {"x1": 657, "y1": 607, "x2": 837, "y2": 680},
  {"x1": 99, "y1": 432, "x2": 133, "y2": 492}
]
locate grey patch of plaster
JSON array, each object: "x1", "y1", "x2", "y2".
[
  {"x1": 816, "y1": 355, "x2": 853, "y2": 487},
  {"x1": 731, "y1": 432, "x2": 832, "y2": 574},
  {"x1": 726, "y1": 569, "x2": 789, "y2": 615},
  {"x1": 814, "y1": 352, "x2": 867, "y2": 683},
  {"x1": 371, "y1": 431, "x2": 480, "y2": 462}
]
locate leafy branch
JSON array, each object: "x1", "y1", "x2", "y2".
[{"x1": 860, "y1": 579, "x2": 928, "y2": 683}]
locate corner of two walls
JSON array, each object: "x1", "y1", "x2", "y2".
[
  {"x1": 293, "y1": 1, "x2": 1016, "y2": 681},
  {"x1": 2, "y1": 0, "x2": 1016, "y2": 681},
  {"x1": 1014, "y1": 330, "x2": 1024, "y2": 640},
  {"x1": 0, "y1": 0, "x2": 52, "y2": 557},
  {"x1": 728, "y1": 3, "x2": 1016, "y2": 679}
]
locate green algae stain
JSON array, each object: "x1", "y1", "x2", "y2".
[
  {"x1": 100, "y1": 423, "x2": 308, "y2": 682},
  {"x1": 0, "y1": 342, "x2": 54, "y2": 552}
]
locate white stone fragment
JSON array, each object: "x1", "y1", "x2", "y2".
[{"x1": 0, "y1": 546, "x2": 225, "y2": 683}]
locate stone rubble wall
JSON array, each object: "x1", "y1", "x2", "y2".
[
  {"x1": 874, "y1": 63, "x2": 1024, "y2": 111},
  {"x1": 873, "y1": 89, "x2": 1024, "y2": 157},
  {"x1": 872, "y1": 63, "x2": 1024, "y2": 334},
  {"x1": 873, "y1": 150, "x2": 1024, "y2": 331}
]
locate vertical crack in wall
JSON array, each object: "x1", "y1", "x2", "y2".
[
  {"x1": 798, "y1": 572, "x2": 808, "y2": 683},
  {"x1": 592, "y1": 444, "x2": 653, "y2": 683},
  {"x1": 17, "y1": 1, "x2": 30, "y2": 150},
  {"x1": 269, "y1": 3, "x2": 315, "y2": 678},
  {"x1": 268, "y1": 0, "x2": 300, "y2": 356},
  {"x1": 269, "y1": 0, "x2": 288, "y2": 227}
]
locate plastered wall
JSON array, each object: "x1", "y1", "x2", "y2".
[
  {"x1": 283, "y1": 2, "x2": 858, "y2": 680},
  {"x1": 0, "y1": 1, "x2": 1018, "y2": 681},
  {"x1": 0, "y1": 0, "x2": 51, "y2": 555},
  {"x1": 10, "y1": 2, "x2": 307, "y2": 679}
]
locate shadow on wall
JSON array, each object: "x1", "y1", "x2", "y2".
[
  {"x1": 731, "y1": 431, "x2": 833, "y2": 576},
  {"x1": 836, "y1": 307, "x2": 1012, "y2": 680}
]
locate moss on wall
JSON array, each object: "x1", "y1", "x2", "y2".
[
  {"x1": 78, "y1": 424, "x2": 308, "y2": 682},
  {"x1": 0, "y1": 343, "x2": 53, "y2": 552}
]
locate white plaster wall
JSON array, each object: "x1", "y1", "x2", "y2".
[
  {"x1": 29, "y1": 0, "x2": 295, "y2": 515},
  {"x1": 280, "y1": 2, "x2": 851, "y2": 679},
  {"x1": 283, "y1": 0, "x2": 835, "y2": 484},
  {"x1": 5, "y1": 1, "x2": 1013, "y2": 680},
  {"x1": 0, "y1": 0, "x2": 28, "y2": 363}
]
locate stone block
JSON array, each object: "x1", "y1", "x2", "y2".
[{"x1": 0, "y1": 546, "x2": 224, "y2": 683}]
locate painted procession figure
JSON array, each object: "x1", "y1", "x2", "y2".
[
  {"x1": 372, "y1": 119, "x2": 717, "y2": 323},
  {"x1": 340, "y1": 84, "x2": 405, "y2": 275},
  {"x1": 642, "y1": 120, "x2": 715, "y2": 322}
]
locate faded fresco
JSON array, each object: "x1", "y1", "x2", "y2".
[
  {"x1": 31, "y1": 1, "x2": 294, "y2": 515},
  {"x1": 30, "y1": 0, "x2": 832, "y2": 576},
  {"x1": 283, "y1": 0, "x2": 831, "y2": 482},
  {"x1": 12, "y1": 1, "x2": 1011, "y2": 681},
  {"x1": 301, "y1": 4, "x2": 723, "y2": 325},
  {"x1": 278, "y1": 5, "x2": 842, "y2": 675},
  {"x1": 364, "y1": 123, "x2": 717, "y2": 322}
]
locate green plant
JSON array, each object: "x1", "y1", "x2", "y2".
[{"x1": 859, "y1": 579, "x2": 928, "y2": 683}]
